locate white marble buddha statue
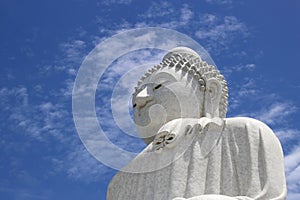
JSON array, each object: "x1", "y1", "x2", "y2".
[{"x1": 107, "y1": 47, "x2": 286, "y2": 200}]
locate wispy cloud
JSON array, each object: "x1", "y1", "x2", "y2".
[
  {"x1": 20, "y1": 46, "x2": 35, "y2": 57},
  {"x1": 275, "y1": 129, "x2": 299, "y2": 143},
  {"x1": 222, "y1": 63, "x2": 256, "y2": 77},
  {"x1": 139, "y1": 1, "x2": 174, "y2": 18},
  {"x1": 195, "y1": 15, "x2": 248, "y2": 53},
  {"x1": 285, "y1": 145, "x2": 300, "y2": 197},
  {"x1": 0, "y1": 84, "x2": 113, "y2": 182},
  {"x1": 0, "y1": 179, "x2": 52, "y2": 200},
  {"x1": 92, "y1": 1, "x2": 250, "y2": 58},
  {"x1": 227, "y1": 78, "x2": 259, "y2": 111},
  {"x1": 37, "y1": 39, "x2": 87, "y2": 80},
  {"x1": 63, "y1": 146, "x2": 113, "y2": 182},
  {"x1": 0, "y1": 86, "x2": 72, "y2": 141},
  {"x1": 0, "y1": 86, "x2": 28, "y2": 108},
  {"x1": 137, "y1": 7, "x2": 248, "y2": 55},
  {"x1": 231, "y1": 97, "x2": 297, "y2": 129},
  {"x1": 59, "y1": 39, "x2": 87, "y2": 66},
  {"x1": 205, "y1": 0, "x2": 233, "y2": 5},
  {"x1": 180, "y1": 4, "x2": 194, "y2": 25},
  {"x1": 135, "y1": 3, "x2": 195, "y2": 30},
  {"x1": 98, "y1": 0, "x2": 132, "y2": 6},
  {"x1": 256, "y1": 102, "x2": 297, "y2": 126}
]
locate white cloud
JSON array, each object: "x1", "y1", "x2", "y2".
[
  {"x1": 136, "y1": 3, "x2": 194, "y2": 29},
  {"x1": 195, "y1": 16, "x2": 247, "y2": 42},
  {"x1": 222, "y1": 63, "x2": 256, "y2": 77},
  {"x1": 124, "y1": 11, "x2": 248, "y2": 55},
  {"x1": 139, "y1": 1, "x2": 174, "y2": 18},
  {"x1": 226, "y1": 72, "x2": 297, "y2": 127},
  {"x1": 231, "y1": 100, "x2": 297, "y2": 129},
  {"x1": 194, "y1": 15, "x2": 248, "y2": 55},
  {"x1": 93, "y1": 2, "x2": 249, "y2": 57},
  {"x1": 245, "y1": 63, "x2": 256, "y2": 70},
  {"x1": 37, "y1": 38, "x2": 88, "y2": 79},
  {"x1": 0, "y1": 86, "x2": 73, "y2": 141},
  {"x1": 180, "y1": 4, "x2": 194, "y2": 25},
  {"x1": 0, "y1": 85, "x2": 111, "y2": 181},
  {"x1": 98, "y1": 49, "x2": 164, "y2": 88},
  {"x1": 200, "y1": 13, "x2": 218, "y2": 24},
  {"x1": 60, "y1": 39, "x2": 86, "y2": 64},
  {"x1": 63, "y1": 146, "x2": 111, "y2": 182},
  {"x1": 257, "y1": 102, "x2": 297, "y2": 125},
  {"x1": 285, "y1": 146, "x2": 300, "y2": 196},
  {"x1": 227, "y1": 78, "x2": 259, "y2": 110},
  {"x1": 0, "y1": 86, "x2": 28, "y2": 108},
  {"x1": 275, "y1": 129, "x2": 299, "y2": 142},
  {"x1": 285, "y1": 146, "x2": 300, "y2": 173}
]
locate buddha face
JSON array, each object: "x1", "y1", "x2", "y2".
[{"x1": 132, "y1": 67, "x2": 204, "y2": 144}]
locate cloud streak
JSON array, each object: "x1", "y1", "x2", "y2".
[
  {"x1": 205, "y1": 0, "x2": 233, "y2": 5},
  {"x1": 285, "y1": 145, "x2": 300, "y2": 199},
  {"x1": 195, "y1": 15, "x2": 248, "y2": 53},
  {"x1": 256, "y1": 102, "x2": 297, "y2": 126}
]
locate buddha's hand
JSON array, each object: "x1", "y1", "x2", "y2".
[
  {"x1": 153, "y1": 118, "x2": 203, "y2": 150},
  {"x1": 153, "y1": 117, "x2": 223, "y2": 152},
  {"x1": 157, "y1": 117, "x2": 215, "y2": 138}
]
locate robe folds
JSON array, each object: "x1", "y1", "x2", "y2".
[{"x1": 107, "y1": 117, "x2": 286, "y2": 200}]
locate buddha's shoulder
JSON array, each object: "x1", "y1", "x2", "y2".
[
  {"x1": 223, "y1": 117, "x2": 283, "y2": 152},
  {"x1": 224, "y1": 117, "x2": 274, "y2": 133}
]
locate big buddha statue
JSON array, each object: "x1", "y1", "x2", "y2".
[{"x1": 107, "y1": 47, "x2": 286, "y2": 200}]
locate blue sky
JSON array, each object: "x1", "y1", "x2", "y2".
[{"x1": 1, "y1": 0, "x2": 300, "y2": 199}]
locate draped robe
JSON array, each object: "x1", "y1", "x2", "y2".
[{"x1": 107, "y1": 117, "x2": 286, "y2": 200}]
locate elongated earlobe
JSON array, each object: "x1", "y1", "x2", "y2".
[{"x1": 204, "y1": 78, "x2": 222, "y2": 118}]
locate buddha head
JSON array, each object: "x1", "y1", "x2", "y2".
[{"x1": 132, "y1": 47, "x2": 228, "y2": 144}]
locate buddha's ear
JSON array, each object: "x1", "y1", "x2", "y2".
[{"x1": 204, "y1": 78, "x2": 222, "y2": 118}]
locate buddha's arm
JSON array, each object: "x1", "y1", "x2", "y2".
[{"x1": 251, "y1": 120, "x2": 287, "y2": 199}]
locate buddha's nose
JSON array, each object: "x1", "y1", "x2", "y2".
[{"x1": 134, "y1": 87, "x2": 153, "y2": 110}]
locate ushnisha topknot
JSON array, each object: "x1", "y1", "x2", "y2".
[{"x1": 134, "y1": 47, "x2": 228, "y2": 118}]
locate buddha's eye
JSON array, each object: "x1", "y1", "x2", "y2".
[{"x1": 154, "y1": 84, "x2": 162, "y2": 90}]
